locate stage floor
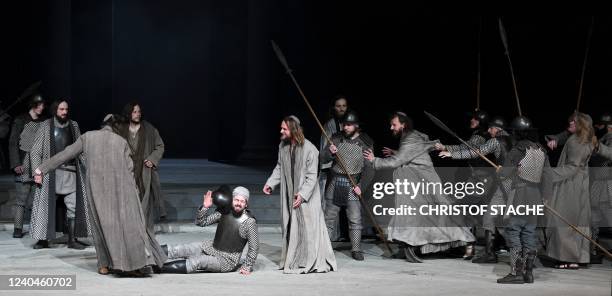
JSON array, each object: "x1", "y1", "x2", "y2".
[
  {"x1": 0, "y1": 227, "x2": 610, "y2": 295},
  {"x1": 0, "y1": 159, "x2": 610, "y2": 295}
]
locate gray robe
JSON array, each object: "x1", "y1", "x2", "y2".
[
  {"x1": 122, "y1": 120, "x2": 165, "y2": 232},
  {"x1": 545, "y1": 135, "x2": 593, "y2": 263},
  {"x1": 265, "y1": 139, "x2": 337, "y2": 273},
  {"x1": 38, "y1": 126, "x2": 167, "y2": 271},
  {"x1": 372, "y1": 130, "x2": 475, "y2": 253}
]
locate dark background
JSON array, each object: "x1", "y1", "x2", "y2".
[{"x1": 1, "y1": 2, "x2": 610, "y2": 163}]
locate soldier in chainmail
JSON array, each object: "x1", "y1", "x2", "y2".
[
  {"x1": 320, "y1": 96, "x2": 349, "y2": 241},
  {"x1": 589, "y1": 113, "x2": 612, "y2": 263},
  {"x1": 7, "y1": 94, "x2": 46, "y2": 238},
  {"x1": 497, "y1": 116, "x2": 552, "y2": 284},
  {"x1": 438, "y1": 116, "x2": 513, "y2": 263},
  {"x1": 320, "y1": 110, "x2": 374, "y2": 261},
  {"x1": 435, "y1": 109, "x2": 492, "y2": 259},
  {"x1": 161, "y1": 186, "x2": 259, "y2": 275}
]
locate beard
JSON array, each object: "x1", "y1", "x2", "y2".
[
  {"x1": 55, "y1": 114, "x2": 69, "y2": 124},
  {"x1": 343, "y1": 130, "x2": 355, "y2": 139},
  {"x1": 391, "y1": 128, "x2": 403, "y2": 138},
  {"x1": 281, "y1": 134, "x2": 291, "y2": 144}
]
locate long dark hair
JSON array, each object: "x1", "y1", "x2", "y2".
[
  {"x1": 49, "y1": 100, "x2": 69, "y2": 119},
  {"x1": 122, "y1": 102, "x2": 142, "y2": 122}
]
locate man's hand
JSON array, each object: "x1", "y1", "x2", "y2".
[
  {"x1": 547, "y1": 139, "x2": 557, "y2": 150},
  {"x1": 438, "y1": 151, "x2": 451, "y2": 158},
  {"x1": 34, "y1": 168, "x2": 43, "y2": 185},
  {"x1": 13, "y1": 166, "x2": 24, "y2": 175},
  {"x1": 203, "y1": 190, "x2": 213, "y2": 208},
  {"x1": 263, "y1": 185, "x2": 272, "y2": 195},
  {"x1": 293, "y1": 193, "x2": 303, "y2": 208},
  {"x1": 144, "y1": 160, "x2": 154, "y2": 168},
  {"x1": 239, "y1": 267, "x2": 251, "y2": 275},
  {"x1": 363, "y1": 149, "x2": 375, "y2": 162},
  {"x1": 434, "y1": 143, "x2": 446, "y2": 151},
  {"x1": 381, "y1": 147, "x2": 396, "y2": 157},
  {"x1": 353, "y1": 186, "x2": 362, "y2": 196},
  {"x1": 329, "y1": 144, "x2": 338, "y2": 155}
]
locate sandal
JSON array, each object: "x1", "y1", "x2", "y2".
[
  {"x1": 555, "y1": 263, "x2": 579, "y2": 269},
  {"x1": 98, "y1": 267, "x2": 109, "y2": 275},
  {"x1": 463, "y1": 245, "x2": 475, "y2": 260}
]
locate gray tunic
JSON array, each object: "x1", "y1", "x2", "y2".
[
  {"x1": 38, "y1": 126, "x2": 167, "y2": 271},
  {"x1": 545, "y1": 135, "x2": 593, "y2": 263},
  {"x1": 372, "y1": 130, "x2": 475, "y2": 253},
  {"x1": 265, "y1": 139, "x2": 337, "y2": 273}
]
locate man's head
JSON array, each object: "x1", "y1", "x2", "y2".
[
  {"x1": 470, "y1": 110, "x2": 489, "y2": 130},
  {"x1": 342, "y1": 110, "x2": 360, "y2": 138},
  {"x1": 594, "y1": 112, "x2": 611, "y2": 131},
  {"x1": 50, "y1": 100, "x2": 69, "y2": 123},
  {"x1": 29, "y1": 94, "x2": 45, "y2": 116},
  {"x1": 389, "y1": 111, "x2": 411, "y2": 138},
  {"x1": 122, "y1": 102, "x2": 142, "y2": 124},
  {"x1": 487, "y1": 116, "x2": 506, "y2": 138},
  {"x1": 280, "y1": 115, "x2": 304, "y2": 145},
  {"x1": 232, "y1": 186, "x2": 250, "y2": 214},
  {"x1": 332, "y1": 95, "x2": 348, "y2": 119},
  {"x1": 567, "y1": 113, "x2": 577, "y2": 134}
]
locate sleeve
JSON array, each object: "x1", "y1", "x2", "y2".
[
  {"x1": 8, "y1": 117, "x2": 25, "y2": 169},
  {"x1": 540, "y1": 155, "x2": 554, "y2": 202},
  {"x1": 194, "y1": 206, "x2": 221, "y2": 227},
  {"x1": 319, "y1": 137, "x2": 335, "y2": 164},
  {"x1": 264, "y1": 148, "x2": 282, "y2": 190},
  {"x1": 446, "y1": 134, "x2": 486, "y2": 153},
  {"x1": 358, "y1": 140, "x2": 375, "y2": 190},
  {"x1": 372, "y1": 137, "x2": 423, "y2": 170},
  {"x1": 29, "y1": 124, "x2": 47, "y2": 175},
  {"x1": 545, "y1": 130, "x2": 570, "y2": 147},
  {"x1": 145, "y1": 127, "x2": 165, "y2": 167},
  {"x1": 297, "y1": 146, "x2": 319, "y2": 202},
  {"x1": 240, "y1": 219, "x2": 259, "y2": 272},
  {"x1": 550, "y1": 141, "x2": 591, "y2": 183},
  {"x1": 39, "y1": 136, "x2": 85, "y2": 174},
  {"x1": 450, "y1": 138, "x2": 499, "y2": 160},
  {"x1": 596, "y1": 140, "x2": 612, "y2": 160}
]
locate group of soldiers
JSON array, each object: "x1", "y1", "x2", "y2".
[{"x1": 315, "y1": 95, "x2": 611, "y2": 284}]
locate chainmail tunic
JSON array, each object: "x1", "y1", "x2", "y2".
[
  {"x1": 195, "y1": 207, "x2": 259, "y2": 272},
  {"x1": 320, "y1": 132, "x2": 374, "y2": 202}
]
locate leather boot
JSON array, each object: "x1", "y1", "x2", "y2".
[
  {"x1": 67, "y1": 219, "x2": 86, "y2": 250},
  {"x1": 161, "y1": 260, "x2": 188, "y2": 273},
  {"x1": 33, "y1": 240, "x2": 49, "y2": 249},
  {"x1": 497, "y1": 248, "x2": 525, "y2": 284},
  {"x1": 523, "y1": 249, "x2": 536, "y2": 284},
  {"x1": 472, "y1": 230, "x2": 498, "y2": 263},
  {"x1": 404, "y1": 245, "x2": 423, "y2": 263}
]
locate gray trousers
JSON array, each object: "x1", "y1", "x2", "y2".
[
  {"x1": 505, "y1": 217, "x2": 537, "y2": 251},
  {"x1": 325, "y1": 199, "x2": 363, "y2": 231},
  {"x1": 168, "y1": 242, "x2": 222, "y2": 273}
]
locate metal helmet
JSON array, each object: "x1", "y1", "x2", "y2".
[
  {"x1": 212, "y1": 185, "x2": 233, "y2": 214},
  {"x1": 510, "y1": 115, "x2": 533, "y2": 131},
  {"x1": 488, "y1": 116, "x2": 506, "y2": 130},
  {"x1": 471, "y1": 109, "x2": 489, "y2": 125},
  {"x1": 342, "y1": 110, "x2": 360, "y2": 125},
  {"x1": 28, "y1": 94, "x2": 44, "y2": 108},
  {"x1": 597, "y1": 112, "x2": 611, "y2": 126}
]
